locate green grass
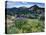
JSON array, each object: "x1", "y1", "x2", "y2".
[{"x1": 7, "y1": 19, "x2": 45, "y2": 34}]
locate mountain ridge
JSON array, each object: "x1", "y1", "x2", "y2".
[{"x1": 5, "y1": 5, "x2": 45, "y2": 16}]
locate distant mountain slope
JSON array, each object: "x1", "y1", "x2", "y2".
[{"x1": 5, "y1": 5, "x2": 45, "y2": 16}]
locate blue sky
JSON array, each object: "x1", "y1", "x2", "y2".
[
  {"x1": 6, "y1": 0, "x2": 45, "y2": 8},
  {"x1": 6, "y1": 0, "x2": 44, "y2": 3}
]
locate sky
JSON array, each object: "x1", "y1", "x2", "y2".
[
  {"x1": 6, "y1": 0, "x2": 44, "y2": 3},
  {"x1": 6, "y1": 0, "x2": 45, "y2": 8}
]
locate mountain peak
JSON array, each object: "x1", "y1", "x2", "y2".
[
  {"x1": 19, "y1": 6, "x2": 27, "y2": 9},
  {"x1": 31, "y1": 5, "x2": 39, "y2": 8}
]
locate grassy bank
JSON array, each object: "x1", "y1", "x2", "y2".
[{"x1": 7, "y1": 18, "x2": 44, "y2": 34}]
